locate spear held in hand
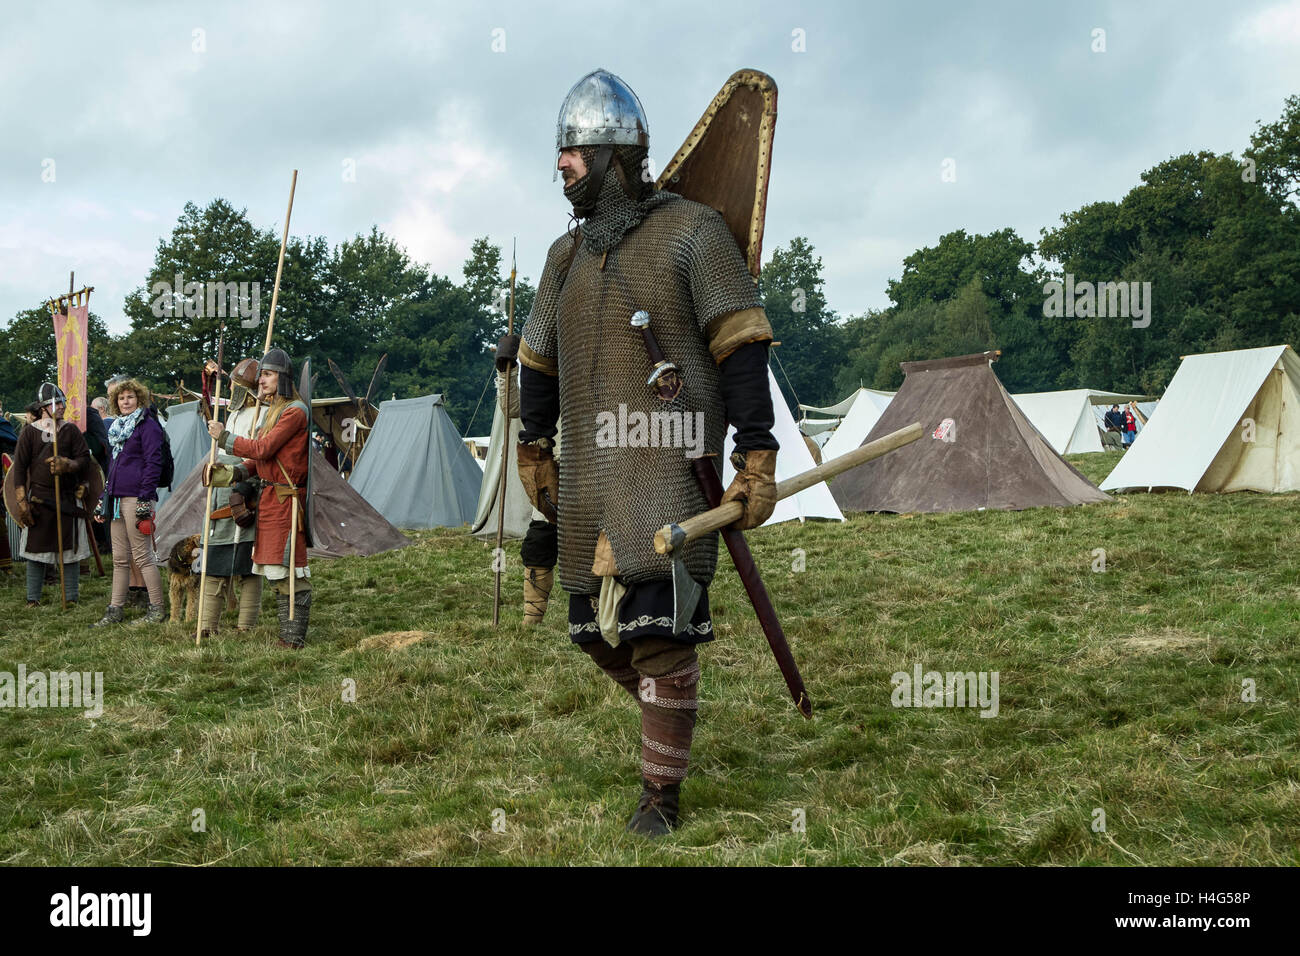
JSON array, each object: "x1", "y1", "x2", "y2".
[
  {"x1": 196, "y1": 324, "x2": 226, "y2": 647},
  {"x1": 492, "y1": 239, "x2": 517, "y2": 627}
]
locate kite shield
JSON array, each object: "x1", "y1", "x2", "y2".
[{"x1": 655, "y1": 69, "x2": 778, "y2": 279}]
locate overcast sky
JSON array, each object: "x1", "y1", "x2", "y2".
[{"x1": 2, "y1": 0, "x2": 1298, "y2": 335}]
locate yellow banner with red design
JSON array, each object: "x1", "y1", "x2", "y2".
[{"x1": 53, "y1": 304, "x2": 88, "y2": 430}]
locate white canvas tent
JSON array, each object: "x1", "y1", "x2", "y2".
[
  {"x1": 1101, "y1": 345, "x2": 1300, "y2": 493},
  {"x1": 817, "y1": 388, "x2": 896, "y2": 462},
  {"x1": 470, "y1": 387, "x2": 535, "y2": 541},
  {"x1": 1010, "y1": 389, "x2": 1148, "y2": 455},
  {"x1": 349, "y1": 394, "x2": 484, "y2": 528},
  {"x1": 723, "y1": 368, "x2": 843, "y2": 526}
]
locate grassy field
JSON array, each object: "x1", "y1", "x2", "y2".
[{"x1": 1, "y1": 449, "x2": 1297, "y2": 865}]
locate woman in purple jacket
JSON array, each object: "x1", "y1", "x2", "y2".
[{"x1": 93, "y1": 378, "x2": 167, "y2": 626}]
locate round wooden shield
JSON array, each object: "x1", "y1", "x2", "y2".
[
  {"x1": 2, "y1": 462, "x2": 27, "y2": 526},
  {"x1": 2, "y1": 459, "x2": 103, "y2": 523}
]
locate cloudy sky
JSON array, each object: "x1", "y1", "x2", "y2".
[{"x1": 2, "y1": 0, "x2": 1298, "y2": 335}]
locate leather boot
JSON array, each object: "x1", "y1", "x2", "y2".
[
  {"x1": 626, "y1": 778, "x2": 681, "y2": 837},
  {"x1": 522, "y1": 566, "x2": 553, "y2": 627},
  {"x1": 91, "y1": 605, "x2": 124, "y2": 628},
  {"x1": 131, "y1": 603, "x2": 166, "y2": 626}
]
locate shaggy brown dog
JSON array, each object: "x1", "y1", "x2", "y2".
[{"x1": 167, "y1": 535, "x2": 202, "y2": 622}]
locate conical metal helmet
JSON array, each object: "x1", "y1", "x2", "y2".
[
  {"x1": 37, "y1": 382, "x2": 67, "y2": 409},
  {"x1": 554, "y1": 69, "x2": 649, "y2": 178},
  {"x1": 258, "y1": 348, "x2": 295, "y2": 398},
  {"x1": 229, "y1": 356, "x2": 261, "y2": 407},
  {"x1": 231, "y1": 357, "x2": 261, "y2": 391}
]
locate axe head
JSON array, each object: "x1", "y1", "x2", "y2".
[{"x1": 667, "y1": 524, "x2": 703, "y2": 635}]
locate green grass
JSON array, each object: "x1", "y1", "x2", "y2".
[{"x1": 1, "y1": 449, "x2": 1297, "y2": 865}]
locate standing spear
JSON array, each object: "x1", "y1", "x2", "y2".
[
  {"x1": 492, "y1": 240, "x2": 516, "y2": 627},
  {"x1": 264, "y1": 170, "x2": 298, "y2": 352},
  {"x1": 47, "y1": 271, "x2": 77, "y2": 610},
  {"x1": 195, "y1": 324, "x2": 226, "y2": 647}
]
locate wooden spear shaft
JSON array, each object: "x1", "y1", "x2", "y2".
[
  {"x1": 263, "y1": 170, "x2": 298, "y2": 352},
  {"x1": 196, "y1": 333, "x2": 225, "y2": 647},
  {"x1": 492, "y1": 241, "x2": 516, "y2": 627},
  {"x1": 258, "y1": 169, "x2": 298, "y2": 618},
  {"x1": 50, "y1": 270, "x2": 76, "y2": 610},
  {"x1": 654, "y1": 422, "x2": 925, "y2": 555}
]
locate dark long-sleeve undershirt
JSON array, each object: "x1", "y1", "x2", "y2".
[
  {"x1": 518, "y1": 364, "x2": 559, "y2": 444},
  {"x1": 720, "y1": 341, "x2": 778, "y2": 453}
]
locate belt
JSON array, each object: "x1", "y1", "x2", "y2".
[{"x1": 270, "y1": 483, "x2": 303, "y2": 502}]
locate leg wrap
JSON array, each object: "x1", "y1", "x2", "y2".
[
  {"x1": 580, "y1": 640, "x2": 641, "y2": 701},
  {"x1": 523, "y1": 566, "x2": 553, "y2": 627},
  {"x1": 64, "y1": 561, "x2": 80, "y2": 603},
  {"x1": 25, "y1": 560, "x2": 45, "y2": 603},
  {"x1": 276, "y1": 590, "x2": 311, "y2": 647},
  {"x1": 636, "y1": 654, "x2": 700, "y2": 788},
  {"x1": 198, "y1": 576, "x2": 225, "y2": 634},
  {"x1": 237, "y1": 574, "x2": 262, "y2": 629}
]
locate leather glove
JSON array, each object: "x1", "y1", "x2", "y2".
[
  {"x1": 204, "y1": 462, "x2": 248, "y2": 488},
  {"x1": 516, "y1": 440, "x2": 558, "y2": 523},
  {"x1": 12, "y1": 485, "x2": 33, "y2": 528},
  {"x1": 721, "y1": 449, "x2": 778, "y2": 530},
  {"x1": 47, "y1": 455, "x2": 76, "y2": 475},
  {"x1": 496, "y1": 334, "x2": 520, "y2": 372}
]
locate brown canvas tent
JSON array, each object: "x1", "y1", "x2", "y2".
[
  {"x1": 153, "y1": 449, "x2": 411, "y2": 560},
  {"x1": 831, "y1": 351, "x2": 1110, "y2": 513}
]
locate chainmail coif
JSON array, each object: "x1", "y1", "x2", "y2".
[{"x1": 564, "y1": 146, "x2": 670, "y2": 254}]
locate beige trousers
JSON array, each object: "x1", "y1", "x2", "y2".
[{"x1": 109, "y1": 497, "x2": 164, "y2": 608}]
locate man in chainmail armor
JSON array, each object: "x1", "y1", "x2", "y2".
[{"x1": 512, "y1": 69, "x2": 779, "y2": 836}]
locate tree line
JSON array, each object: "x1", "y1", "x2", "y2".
[{"x1": 3, "y1": 95, "x2": 1296, "y2": 427}]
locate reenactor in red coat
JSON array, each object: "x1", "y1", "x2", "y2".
[{"x1": 204, "y1": 349, "x2": 312, "y2": 648}]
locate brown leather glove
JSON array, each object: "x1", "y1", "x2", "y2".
[
  {"x1": 496, "y1": 334, "x2": 520, "y2": 372},
  {"x1": 516, "y1": 440, "x2": 558, "y2": 523},
  {"x1": 721, "y1": 449, "x2": 777, "y2": 530},
  {"x1": 13, "y1": 485, "x2": 33, "y2": 528},
  {"x1": 47, "y1": 455, "x2": 76, "y2": 475}
]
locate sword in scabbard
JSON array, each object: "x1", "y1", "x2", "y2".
[
  {"x1": 630, "y1": 311, "x2": 924, "y2": 719},
  {"x1": 629, "y1": 312, "x2": 819, "y2": 716}
]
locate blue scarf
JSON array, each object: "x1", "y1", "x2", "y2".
[{"x1": 107, "y1": 406, "x2": 145, "y2": 457}]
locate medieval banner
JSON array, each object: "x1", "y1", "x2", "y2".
[{"x1": 53, "y1": 302, "x2": 89, "y2": 430}]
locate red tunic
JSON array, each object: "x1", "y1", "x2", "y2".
[{"x1": 231, "y1": 401, "x2": 309, "y2": 568}]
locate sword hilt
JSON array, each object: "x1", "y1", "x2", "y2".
[{"x1": 630, "y1": 311, "x2": 683, "y2": 401}]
